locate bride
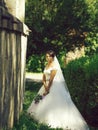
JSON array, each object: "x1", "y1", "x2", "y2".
[{"x1": 27, "y1": 50, "x2": 89, "y2": 130}]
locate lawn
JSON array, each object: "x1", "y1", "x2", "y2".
[
  {"x1": 12, "y1": 80, "x2": 63, "y2": 130},
  {"x1": 12, "y1": 80, "x2": 97, "y2": 130}
]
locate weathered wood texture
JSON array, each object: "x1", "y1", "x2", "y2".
[
  {"x1": 0, "y1": 1, "x2": 28, "y2": 129},
  {"x1": 0, "y1": 30, "x2": 27, "y2": 130}
]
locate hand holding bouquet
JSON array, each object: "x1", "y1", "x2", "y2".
[{"x1": 34, "y1": 92, "x2": 49, "y2": 104}]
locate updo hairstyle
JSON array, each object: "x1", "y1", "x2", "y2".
[{"x1": 46, "y1": 50, "x2": 56, "y2": 58}]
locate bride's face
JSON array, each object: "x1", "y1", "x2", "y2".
[{"x1": 46, "y1": 54, "x2": 53, "y2": 63}]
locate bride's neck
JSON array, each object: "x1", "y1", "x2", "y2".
[{"x1": 47, "y1": 60, "x2": 53, "y2": 66}]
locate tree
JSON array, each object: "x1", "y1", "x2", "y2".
[{"x1": 25, "y1": 0, "x2": 98, "y2": 58}]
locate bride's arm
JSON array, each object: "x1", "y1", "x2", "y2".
[
  {"x1": 42, "y1": 74, "x2": 47, "y2": 90},
  {"x1": 46, "y1": 69, "x2": 57, "y2": 93}
]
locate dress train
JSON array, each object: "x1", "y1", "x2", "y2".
[{"x1": 27, "y1": 81, "x2": 89, "y2": 130}]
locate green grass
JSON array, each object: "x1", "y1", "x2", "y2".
[
  {"x1": 12, "y1": 81, "x2": 63, "y2": 130},
  {"x1": 12, "y1": 80, "x2": 97, "y2": 130}
]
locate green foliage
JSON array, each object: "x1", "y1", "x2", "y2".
[
  {"x1": 25, "y1": 0, "x2": 98, "y2": 58},
  {"x1": 57, "y1": 50, "x2": 67, "y2": 69},
  {"x1": 24, "y1": 81, "x2": 43, "y2": 110},
  {"x1": 85, "y1": 32, "x2": 98, "y2": 56},
  {"x1": 64, "y1": 54, "x2": 98, "y2": 114},
  {"x1": 26, "y1": 54, "x2": 45, "y2": 72}
]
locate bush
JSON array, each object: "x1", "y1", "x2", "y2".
[
  {"x1": 63, "y1": 54, "x2": 98, "y2": 115},
  {"x1": 85, "y1": 32, "x2": 98, "y2": 56},
  {"x1": 26, "y1": 54, "x2": 45, "y2": 73}
]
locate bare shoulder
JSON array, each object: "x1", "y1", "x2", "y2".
[
  {"x1": 51, "y1": 62, "x2": 56, "y2": 67},
  {"x1": 51, "y1": 62, "x2": 58, "y2": 70}
]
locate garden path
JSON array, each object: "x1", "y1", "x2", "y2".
[{"x1": 25, "y1": 72, "x2": 43, "y2": 82}]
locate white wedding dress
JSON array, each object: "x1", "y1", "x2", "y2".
[{"x1": 27, "y1": 57, "x2": 89, "y2": 130}]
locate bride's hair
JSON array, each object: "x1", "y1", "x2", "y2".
[{"x1": 46, "y1": 50, "x2": 55, "y2": 58}]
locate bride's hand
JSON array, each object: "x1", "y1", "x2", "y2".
[
  {"x1": 44, "y1": 83, "x2": 49, "y2": 91},
  {"x1": 43, "y1": 87, "x2": 49, "y2": 96},
  {"x1": 43, "y1": 83, "x2": 50, "y2": 95}
]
